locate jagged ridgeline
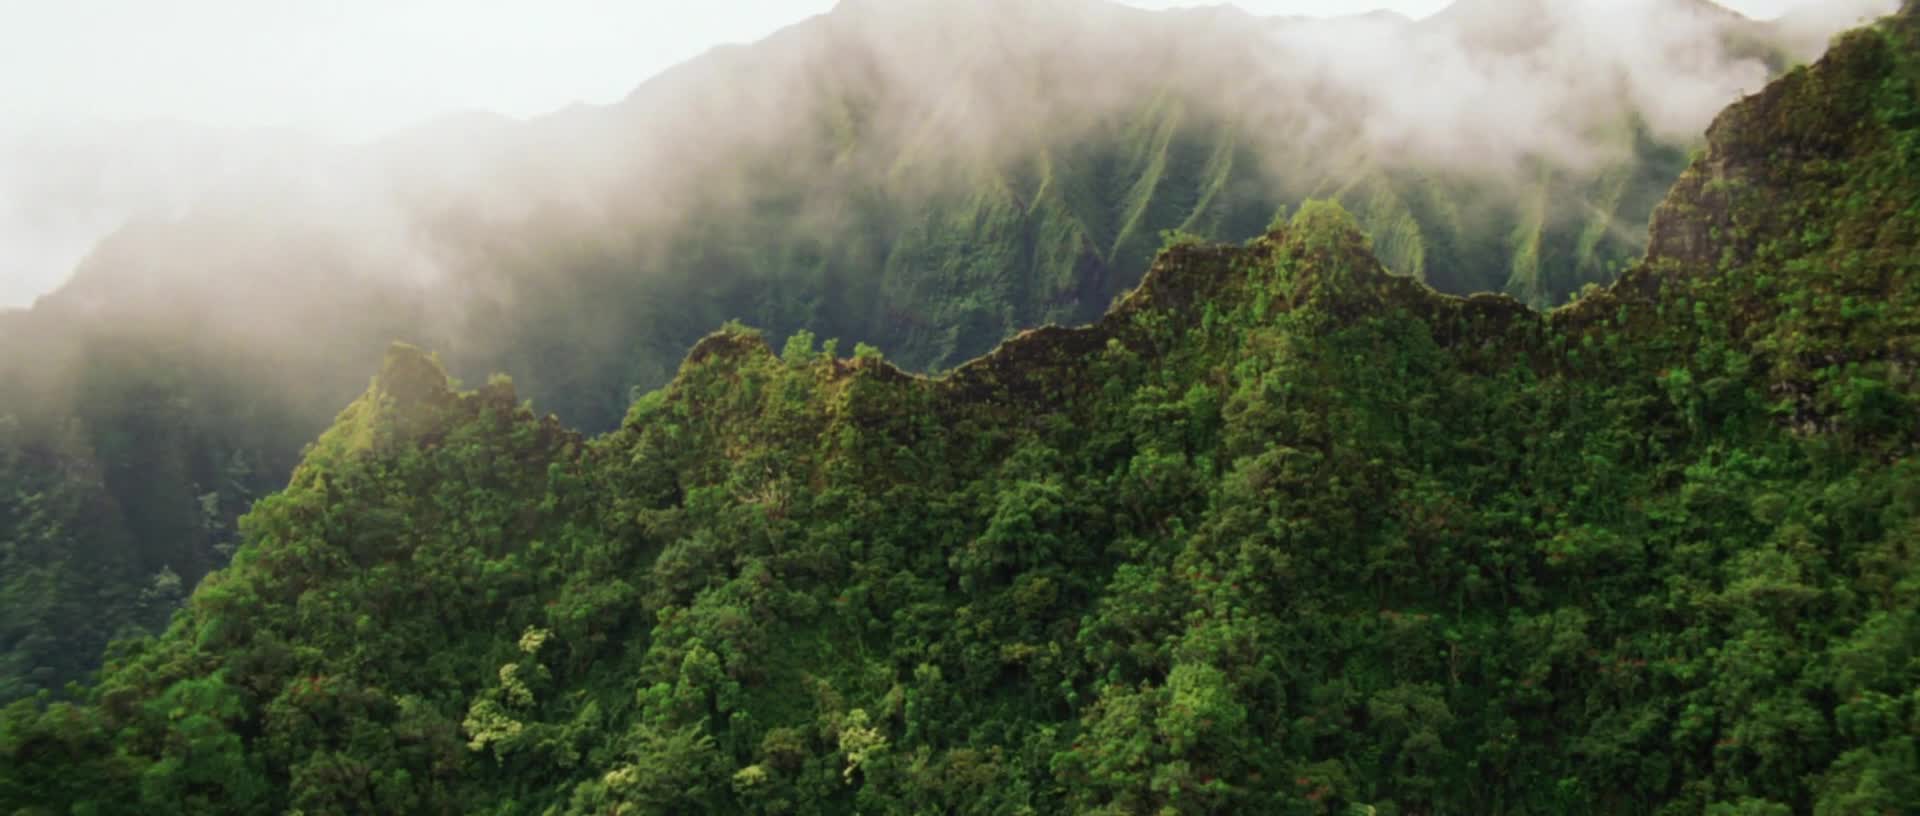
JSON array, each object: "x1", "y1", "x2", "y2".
[
  {"x1": 4, "y1": 7, "x2": 1916, "y2": 813},
  {"x1": 7, "y1": 9, "x2": 1912, "y2": 810},
  {"x1": 0, "y1": 0, "x2": 1866, "y2": 705}
]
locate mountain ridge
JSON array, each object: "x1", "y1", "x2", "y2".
[
  {"x1": 0, "y1": 0, "x2": 1901, "y2": 712},
  {"x1": 2, "y1": 7, "x2": 1916, "y2": 808}
]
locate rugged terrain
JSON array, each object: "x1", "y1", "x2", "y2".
[
  {"x1": 0, "y1": 0, "x2": 1874, "y2": 703},
  {"x1": 2, "y1": 4, "x2": 1915, "y2": 812}
]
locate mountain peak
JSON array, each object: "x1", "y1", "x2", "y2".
[{"x1": 373, "y1": 342, "x2": 455, "y2": 411}]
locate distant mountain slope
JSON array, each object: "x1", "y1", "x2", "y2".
[
  {"x1": 2, "y1": 5, "x2": 1915, "y2": 811},
  {"x1": 0, "y1": 0, "x2": 1894, "y2": 702},
  {"x1": 0, "y1": 118, "x2": 324, "y2": 311}
]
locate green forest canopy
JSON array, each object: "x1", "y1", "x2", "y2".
[
  {"x1": 0, "y1": 0, "x2": 1839, "y2": 705},
  {"x1": 3, "y1": 6, "x2": 1918, "y2": 813}
]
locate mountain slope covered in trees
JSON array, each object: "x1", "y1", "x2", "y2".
[
  {"x1": 0, "y1": 0, "x2": 1876, "y2": 703},
  {"x1": 3, "y1": 4, "x2": 1917, "y2": 813}
]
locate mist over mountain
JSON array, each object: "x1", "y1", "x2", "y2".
[
  {"x1": 2, "y1": 1, "x2": 1917, "y2": 810},
  {"x1": 0, "y1": 119, "x2": 330, "y2": 310},
  {"x1": 0, "y1": 0, "x2": 1904, "y2": 740},
  {"x1": 0, "y1": 0, "x2": 1890, "y2": 312},
  {"x1": 15, "y1": 0, "x2": 1890, "y2": 352}
]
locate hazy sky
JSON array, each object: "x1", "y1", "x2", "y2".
[{"x1": 0, "y1": 0, "x2": 1832, "y2": 142}]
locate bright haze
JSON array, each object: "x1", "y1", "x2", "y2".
[{"x1": 0, "y1": 0, "x2": 1896, "y2": 308}]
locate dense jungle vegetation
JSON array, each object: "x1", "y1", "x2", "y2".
[
  {"x1": 0, "y1": 0, "x2": 1838, "y2": 703},
  {"x1": 2, "y1": 3, "x2": 1917, "y2": 812}
]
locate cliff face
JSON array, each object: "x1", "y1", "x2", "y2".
[
  {"x1": 1647, "y1": 19, "x2": 1907, "y2": 268},
  {"x1": 1633, "y1": 10, "x2": 1920, "y2": 442}
]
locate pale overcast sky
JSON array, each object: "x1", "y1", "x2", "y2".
[{"x1": 0, "y1": 0, "x2": 1831, "y2": 143}]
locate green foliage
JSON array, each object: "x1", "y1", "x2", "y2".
[
  {"x1": 0, "y1": 0, "x2": 1762, "y2": 703},
  {"x1": 5, "y1": 9, "x2": 1920, "y2": 816},
  {"x1": 1159, "y1": 228, "x2": 1207, "y2": 253},
  {"x1": 0, "y1": 326, "x2": 394, "y2": 702}
]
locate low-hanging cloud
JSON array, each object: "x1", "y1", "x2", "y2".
[
  {"x1": 0, "y1": 118, "x2": 328, "y2": 309},
  {"x1": 1242, "y1": 0, "x2": 1898, "y2": 174},
  {"x1": 1, "y1": 0, "x2": 1901, "y2": 322}
]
